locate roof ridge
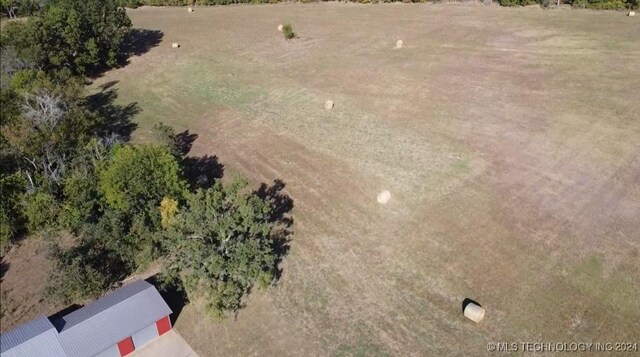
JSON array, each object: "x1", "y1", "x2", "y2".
[{"x1": 59, "y1": 283, "x2": 152, "y2": 334}]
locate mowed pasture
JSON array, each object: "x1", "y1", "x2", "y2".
[
  {"x1": 3, "y1": 3, "x2": 639, "y2": 355},
  {"x1": 96, "y1": 4, "x2": 640, "y2": 355}
]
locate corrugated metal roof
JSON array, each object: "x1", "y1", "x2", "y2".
[
  {"x1": 0, "y1": 316, "x2": 67, "y2": 357},
  {"x1": 53, "y1": 280, "x2": 172, "y2": 357}
]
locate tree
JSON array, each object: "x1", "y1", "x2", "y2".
[
  {"x1": 98, "y1": 144, "x2": 188, "y2": 214},
  {"x1": 0, "y1": 171, "x2": 25, "y2": 251},
  {"x1": 160, "y1": 177, "x2": 282, "y2": 318},
  {"x1": 3, "y1": 81, "x2": 94, "y2": 193},
  {"x1": 59, "y1": 165, "x2": 100, "y2": 232},
  {"x1": 25, "y1": 191, "x2": 59, "y2": 231},
  {"x1": 45, "y1": 227, "x2": 132, "y2": 303},
  {"x1": 3, "y1": 0, "x2": 131, "y2": 75}
]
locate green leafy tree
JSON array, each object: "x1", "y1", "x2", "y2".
[
  {"x1": 59, "y1": 166, "x2": 100, "y2": 232},
  {"x1": 45, "y1": 230, "x2": 131, "y2": 302},
  {"x1": 25, "y1": 191, "x2": 60, "y2": 231},
  {"x1": 0, "y1": 172, "x2": 25, "y2": 251},
  {"x1": 152, "y1": 122, "x2": 181, "y2": 157},
  {"x1": 160, "y1": 177, "x2": 282, "y2": 318},
  {"x1": 98, "y1": 144, "x2": 188, "y2": 214},
  {"x1": 3, "y1": 0, "x2": 131, "y2": 75}
]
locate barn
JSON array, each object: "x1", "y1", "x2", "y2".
[{"x1": 1, "y1": 280, "x2": 174, "y2": 357}]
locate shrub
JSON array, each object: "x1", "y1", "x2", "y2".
[
  {"x1": 116, "y1": 0, "x2": 142, "y2": 7},
  {"x1": 282, "y1": 24, "x2": 295, "y2": 40},
  {"x1": 0, "y1": 172, "x2": 25, "y2": 251},
  {"x1": 44, "y1": 232, "x2": 128, "y2": 303},
  {"x1": 25, "y1": 191, "x2": 59, "y2": 231}
]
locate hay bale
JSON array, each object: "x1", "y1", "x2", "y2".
[
  {"x1": 187, "y1": 7, "x2": 193, "y2": 12},
  {"x1": 377, "y1": 190, "x2": 391, "y2": 204},
  {"x1": 629, "y1": 11, "x2": 636, "y2": 16},
  {"x1": 395, "y1": 40, "x2": 403, "y2": 49},
  {"x1": 172, "y1": 43, "x2": 180, "y2": 49},
  {"x1": 324, "y1": 100, "x2": 334, "y2": 110},
  {"x1": 278, "y1": 24, "x2": 284, "y2": 32},
  {"x1": 464, "y1": 302, "x2": 485, "y2": 323}
]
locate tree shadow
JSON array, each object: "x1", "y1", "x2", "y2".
[
  {"x1": 0, "y1": 259, "x2": 9, "y2": 283},
  {"x1": 255, "y1": 179, "x2": 294, "y2": 227},
  {"x1": 119, "y1": 29, "x2": 164, "y2": 66},
  {"x1": 254, "y1": 180, "x2": 294, "y2": 281},
  {"x1": 182, "y1": 155, "x2": 224, "y2": 189},
  {"x1": 175, "y1": 130, "x2": 198, "y2": 157},
  {"x1": 146, "y1": 275, "x2": 189, "y2": 326},
  {"x1": 84, "y1": 83, "x2": 139, "y2": 142},
  {"x1": 462, "y1": 298, "x2": 482, "y2": 313},
  {"x1": 49, "y1": 304, "x2": 84, "y2": 330}
]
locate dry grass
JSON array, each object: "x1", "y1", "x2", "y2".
[{"x1": 2, "y1": 3, "x2": 639, "y2": 356}]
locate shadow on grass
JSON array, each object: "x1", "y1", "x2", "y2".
[
  {"x1": 175, "y1": 130, "x2": 198, "y2": 157},
  {"x1": 254, "y1": 180, "x2": 294, "y2": 282},
  {"x1": 119, "y1": 29, "x2": 164, "y2": 66},
  {"x1": 85, "y1": 83, "x2": 139, "y2": 142},
  {"x1": 146, "y1": 275, "x2": 189, "y2": 326},
  {"x1": 182, "y1": 155, "x2": 224, "y2": 189}
]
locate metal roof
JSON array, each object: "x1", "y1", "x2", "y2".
[
  {"x1": 53, "y1": 280, "x2": 172, "y2": 357},
  {"x1": 0, "y1": 316, "x2": 67, "y2": 357}
]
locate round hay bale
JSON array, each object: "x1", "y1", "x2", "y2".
[
  {"x1": 187, "y1": 7, "x2": 193, "y2": 12},
  {"x1": 464, "y1": 302, "x2": 485, "y2": 323},
  {"x1": 395, "y1": 40, "x2": 403, "y2": 49},
  {"x1": 172, "y1": 43, "x2": 180, "y2": 49},
  {"x1": 324, "y1": 100, "x2": 334, "y2": 110},
  {"x1": 629, "y1": 10, "x2": 636, "y2": 16},
  {"x1": 277, "y1": 24, "x2": 284, "y2": 32},
  {"x1": 377, "y1": 190, "x2": 391, "y2": 204}
]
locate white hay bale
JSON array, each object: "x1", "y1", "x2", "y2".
[
  {"x1": 395, "y1": 40, "x2": 403, "y2": 49},
  {"x1": 629, "y1": 11, "x2": 636, "y2": 16},
  {"x1": 377, "y1": 190, "x2": 391, "y2": 204},
  {"x1": 464, "y1": 303, "x2": 485, "y2": 323},
  {"x1": 187, "y1": 6, "x2": 193, "y2": 12},
  {"x1": 277, "y1": 24, "x2": 284, "y2": 32},
  {"x1": 324, "y1": 100, "x2": 334, "y2": 110},
  {"x1": 172, "y1": 43, "x2": 180, "y2": 49}
]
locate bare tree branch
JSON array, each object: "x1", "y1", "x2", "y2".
[{"x1": 22, "y1": 89, "x2": 67, "y2": 131}]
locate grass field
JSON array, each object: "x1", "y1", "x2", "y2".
[{"x1": 2, "y1": 3, "x2": 639, "y2": 355}]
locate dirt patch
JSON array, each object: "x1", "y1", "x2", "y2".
[{"x1": 0, "y1": 238, "x2": 64, "y2": 332}]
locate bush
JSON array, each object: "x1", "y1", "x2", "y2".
[
  {"x1": 116, "y1": 0, "x2": 142, "y2": 7},
  {"x1": 45, "y1": 232, "x2": 129, "y2": 303},
  {"x1": 574, "y1": 0, "x2": 627, "y2": 8},
  {"x1": 25, "y1": 192, "x2": 59, "y2": 231},
  {"x1": 282, "y1": 24, "x2": 295, "y2": 40},
  {"x1": 0, "y1": 173, "x2": 25, "y2": 251}
]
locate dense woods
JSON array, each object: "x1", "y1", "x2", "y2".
[{"x1": 0, "y1": 0, "x2": 290, "y2": 318}]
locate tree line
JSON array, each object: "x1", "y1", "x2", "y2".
[
  {"x1": 124, "y1": 0, "x2": 638, "y2": 9},
  {"x1": 0, "y1": 0, "x2": 291, "y2": 318},
  {"x1": 1, "y1": 0, "x2": 637, "y2": 17}
]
